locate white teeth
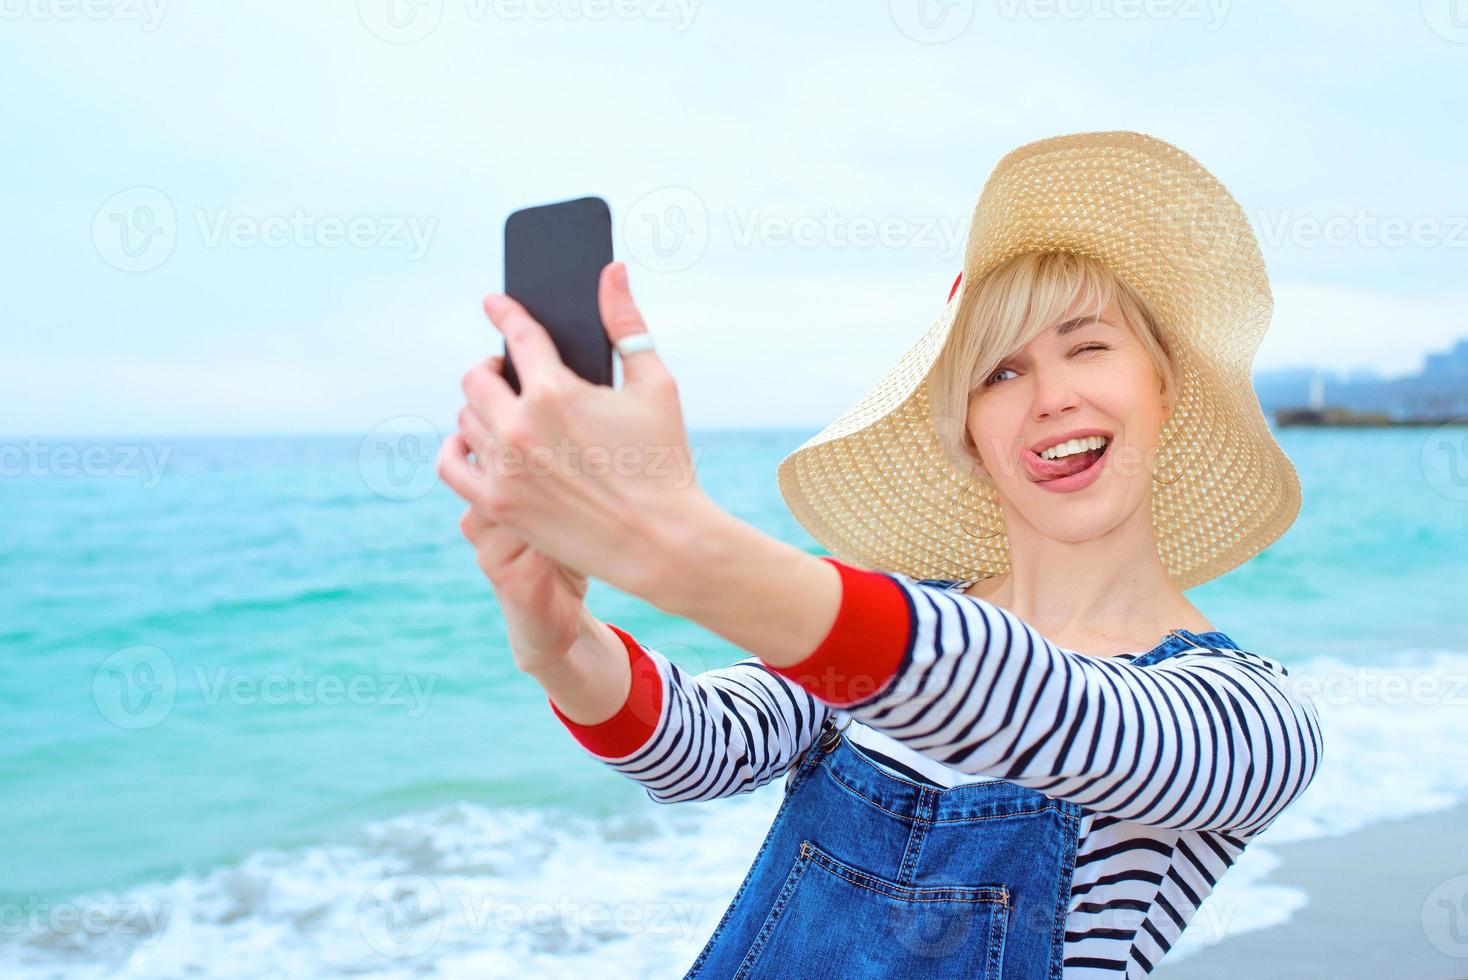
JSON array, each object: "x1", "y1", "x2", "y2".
[{"x1": 1039, "y1": 435, "x2": 1109, "y2": 461}]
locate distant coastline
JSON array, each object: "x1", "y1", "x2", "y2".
[
  {"x1": 1274, "y1": 406, "x2": 1468, "y2": 427},
  {"x1": 1256, "y1": 337, "x2": 1468, "y2": 425}
]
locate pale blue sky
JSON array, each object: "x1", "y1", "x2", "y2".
[{"x1": 4, "y1": 1, "x2": 1467, "y2": 434}]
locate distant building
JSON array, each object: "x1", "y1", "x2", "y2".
[
  {"x1": 1422, "y1": 339, "x2": 1468, "y2": 380},
  {"x1": 1254, "y1": 337, "x2": 1468, "y2": 421}
]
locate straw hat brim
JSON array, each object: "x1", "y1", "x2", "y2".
[{"x1": 776, "y1": 130, "x2": 1301, "y2": 591}]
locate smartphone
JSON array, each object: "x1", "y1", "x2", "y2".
[{"x1": 501, "y1": 196, "x2": 615, "y2": 394}]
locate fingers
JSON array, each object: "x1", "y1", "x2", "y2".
[
  {"x1": 459, "y1": 504, "x2": 493, "y2": 540},
  {"x1": 598, "y1": 260, "x2": 673, "y2": 389},
  {"x1": 461, "y1": 353, "x2": 516, "y2": 436},
  {"x1": 482, "y1": 292, "x2": 570, "y2": 391},
  {"x1": 436, "y1": 432, "x2": 485, "y2": 507},
  {"x1": 457, "y1": 392, "x2": 496, "y2": 465},
  {"x1": 459, "y1": 506, "x2": 530, "y2": 580}
]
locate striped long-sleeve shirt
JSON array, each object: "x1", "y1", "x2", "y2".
[{"x1": 549, "y1": 556, "x2": 1325, "y2": 977}]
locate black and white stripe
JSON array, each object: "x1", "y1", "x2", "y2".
[{"x1": 576, "y1": 573, "x2": 1324, "y2": 978}]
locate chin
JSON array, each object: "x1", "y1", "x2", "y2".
[{"x1": 1019, "y1": 491, "x2": 1128, "y2": 539}]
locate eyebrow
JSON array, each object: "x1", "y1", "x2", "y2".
[
  {"x1": 990, "y1": 316, "x2": 1117, "y2": 373},
  {"x1": 1054, "y1": 315, "x2": 1116, "y2": 336}
]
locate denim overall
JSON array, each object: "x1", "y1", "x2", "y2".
[{"x1": 682, "y1": 623, "x2": 1239, "y2": 980}]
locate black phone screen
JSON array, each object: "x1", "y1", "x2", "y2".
[{"x1": 501, "y1": 196, "x2": 615, "y2": 394}]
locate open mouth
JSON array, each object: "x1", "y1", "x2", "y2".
[{"x1": 1024, "y1": 434, "x2": 1112, "y2": 483}]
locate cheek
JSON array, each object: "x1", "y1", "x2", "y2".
[
  {"x1": 967, "y1": 402, "x2": 1019, "y2": 470},
  {"x1": 1093, "y1": 361, "x2": 1165, "y2": 422}
]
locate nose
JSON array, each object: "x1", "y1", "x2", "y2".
[{"x1": 1029, "y1": 364, "x2": 1082, "y2": 422}]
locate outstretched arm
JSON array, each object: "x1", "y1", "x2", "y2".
[
  {"x1": 644, "y1": 510, "x2": 1322, "y2": 835},
  {"x1": 549, "y1": 621, "x2": 829, "y2": 804},
  {"x1": 769, "y1": 557, "x2": 1324, "y2": 835}
]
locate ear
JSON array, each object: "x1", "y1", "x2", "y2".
[{"x1": 1159, "y1": 377, "x2": 1174, "y2": 418}]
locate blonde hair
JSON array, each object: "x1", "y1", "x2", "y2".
[{"x1": 927, "y1": 250, "x2": 1178, "y2": 478}]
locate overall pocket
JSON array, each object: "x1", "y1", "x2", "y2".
[{"x1": 731, "y1": 839, "x2": 1009, "y2": 980}]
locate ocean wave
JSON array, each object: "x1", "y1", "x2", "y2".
[
  {"x1": 5, "y1": 648, "x2": 1465, "y2": 977},
  {"x1": 0, "y1": 796, "x2": 778, "y2": 979}
]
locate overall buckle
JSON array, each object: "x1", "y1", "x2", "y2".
[{"x1": 817, "y1": 715, "x2": 851, "y2": 752}]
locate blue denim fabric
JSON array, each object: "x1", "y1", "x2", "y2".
[
  {"x1": 1129, "y1": 627, "x2": 1239, "y2": 666},
  {"x1": 684, "y1": 716, "x2": 1078, "y2": 979},
  {"x1": 682, "y1": 581, "x2": 1239, "y2": 978}
]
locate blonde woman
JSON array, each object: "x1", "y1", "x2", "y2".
[{"x1": 439, "y1": 131, "x2": 1324, "y2": 978}]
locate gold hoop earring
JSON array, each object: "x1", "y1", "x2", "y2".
[
  {"x1": 1151, "y1": 451, "x2": 1183, "y2": 486},
  {"x1": 956, "y1": 477, "x2": 1004, "y2": 539}
]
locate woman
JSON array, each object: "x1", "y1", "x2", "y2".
[{"x1": 438, "y1": 131, "x2": 1324, "y2": 978}]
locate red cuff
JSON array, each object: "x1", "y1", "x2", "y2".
[
  {"x1": 548, "y1": 623, "x2": 663, "y2": 758},
  {"x1": 765, "y1": 556, "x2": 913, "y2": 707}
]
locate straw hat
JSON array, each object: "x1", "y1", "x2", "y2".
[{"x1": 775, "y1": 130, "x2": 1301, "y2": 591}]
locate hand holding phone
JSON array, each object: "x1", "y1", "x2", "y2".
[{"x1": 447, "y1": 216, "x2": 709, "y2": 608}]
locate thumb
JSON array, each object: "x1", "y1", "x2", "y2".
[{"x1": 599, "y1": 261, "x2": 672, "y2": 389}]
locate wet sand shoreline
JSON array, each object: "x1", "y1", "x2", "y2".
[{"x1": 1156, "y1": 803, "x2": 1468, "y2": 978}]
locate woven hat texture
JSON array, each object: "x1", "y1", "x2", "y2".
[{"x1": 776, "y1": 130, "x2": 1300, "y2": 590}]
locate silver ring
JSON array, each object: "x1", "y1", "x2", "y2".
[{"x1": 615, "y1": 332, "x2": 656, "y2": 358}]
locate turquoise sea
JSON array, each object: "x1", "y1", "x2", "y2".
[{"x1": 2, "y1": 426, "x2": 1466, "y2": 977}]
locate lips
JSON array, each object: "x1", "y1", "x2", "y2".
[
  {"x1": 1022, "y1": 437, "x2": 1111, "y2": 483},
  {"x1": 1026, "y1": 427, "x2": 1114, "y2": 457}
]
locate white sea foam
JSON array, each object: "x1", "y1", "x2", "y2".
[
  {"x1": 1162, "y1": 646, "x2": 1468, "y2": 963},
  {"x1": 7, "y1": 648, "x2": 1464, "y2": 977},
  {"x1": 1261, "y1": 646, "x2": 1468, "y2": 842},
  {"x1": 2, "y1": 794, "x2": 782, "y2": 979}
]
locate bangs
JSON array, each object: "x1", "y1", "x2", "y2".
[{"x1": 926, "y1": 250, "x2": 1175, "y2": 476}]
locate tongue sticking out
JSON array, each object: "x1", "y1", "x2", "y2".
[{"x1": 1032, "y1": 446, "x2": 1106, "y2": 481}]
